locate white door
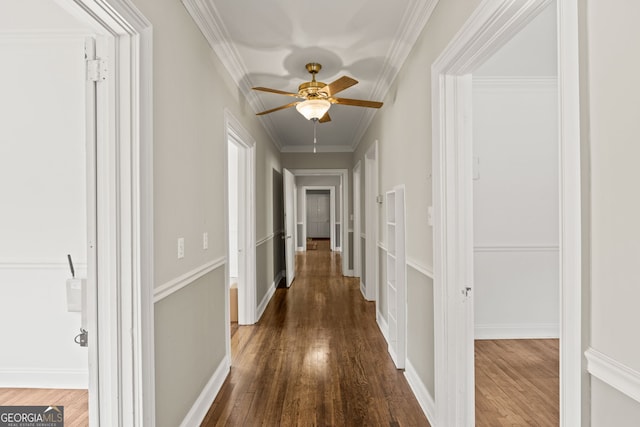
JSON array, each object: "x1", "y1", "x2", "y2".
[
  {"x1": 283, "y1": 169, "x2": 296, "y2": 287},
  {"x1": 0, "y1": 35, "x2": 97, "y2": 420}
]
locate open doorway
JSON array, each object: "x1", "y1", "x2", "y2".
[
  {"x1": 303, "y1": 187, "x2": 336, "y2": 252},
  {"x1": 225, "y1": 110, "x2": 257, "y2": 330},
  {"x1": 432, "y1": 0, "x2": 582, "y2": 425},
  {"x1": 472, "y1": 3, "x2": 560, "y2": 424},
  {"x1": 0, "y1": 6, "x2": 96, "y2": 424}
]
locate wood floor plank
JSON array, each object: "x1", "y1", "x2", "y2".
[
  {"x1": 0, "y1": 388, "x2": 88, "y2": 426},
  {"x1": 201, "y1": 243, "x2": 429, "y2": 426},
  {"x1": 475, "y1": 338, "x2": 559, "y2": 426}
]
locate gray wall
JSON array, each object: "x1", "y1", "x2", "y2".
[
  {"x1": 352, "y1": 0, "x2": 484, "y2": 405},
  {"x1": 131, "y1": 0, "x2": 282, "y2": 424},
  {"x1": 585, "y1": 0, "x2": 640, "y2": 423}
]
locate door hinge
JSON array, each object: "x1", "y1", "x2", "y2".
[{"x1": 87, "y1": 58, "x2": 107, "y2": 82}]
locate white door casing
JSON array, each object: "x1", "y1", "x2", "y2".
[
  {"x1": 431, "y1": 0, "x2": 582, "y2": 426},
  {"x1": 302, "y1": 186, "x2": 336, "y2": 250},
  {"x1": 224, "y1": 109, "x2": 257, "y2": 326},
  {"x1": 56, "y1": 0, "x2": 155, "y2": 425},
  {"x1": 290, "y1": 169, "x2": 351, "y2": 276},
  {"x1": 364, "y1": 141, "x2": 379, "y2": 302},
  {"x1": 283, "y1": 168, "x2": 296, "y2": 287}
]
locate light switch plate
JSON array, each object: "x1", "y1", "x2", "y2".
[
  {"x1": 203, "y1": 232, "x2": 208, "y2": 250},
  {"x1": 178, "y1": 237, "x2": 185, "y2": 259}
]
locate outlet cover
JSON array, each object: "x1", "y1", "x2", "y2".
[{"x1": 178, "y1": 237, "x2": 185, "y2": 259}]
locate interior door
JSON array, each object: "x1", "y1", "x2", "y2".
[{"x1": 283, "y1": 169, "x2": 296, "y2": 287}]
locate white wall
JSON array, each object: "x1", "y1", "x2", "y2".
[
  {"x1": 472, "y1": 70, "x2": 559, "y2": 337},
  {"x1": 0, "y1": 37, "x2": 89, "y2": 388}
]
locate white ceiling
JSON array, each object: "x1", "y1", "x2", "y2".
[{"x1": 184, "y1": 0, "x2": 439, "y2": 152}]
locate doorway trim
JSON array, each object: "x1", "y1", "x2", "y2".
[
  {"x1": 364, "y1": 141, "x2": 379, "y2": 302},
  {"x1": 431, "y1": 0, "x2": 582, "y2": 425},
  {"x1": 224, "y1": 109, "x2": 257, "y2": 327},
  {"x1": 353, "y1": 161, "x2": 362, "y2": 278},
  {"x1": 289, "y1": 169, "x2": 351, "y2": 276},
  {"x1": 57, "y1": 0, "x2": 154, "y2": 425},
  {"x1": 302, "y1": 186, "x2": 336, "y2": 251}
]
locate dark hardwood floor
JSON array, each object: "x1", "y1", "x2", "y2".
[
  {"x1": 475, "y1": 339, "x2": 559, "y2": 426},
  {"x1": 202, "y1": 240, "x2": 429, "y2": 426}
]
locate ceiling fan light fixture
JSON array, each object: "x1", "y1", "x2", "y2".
[{"x1": 296, "y1": 99, "x2": 331, "y2": 120}]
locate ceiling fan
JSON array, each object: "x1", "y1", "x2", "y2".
[{"x1": 252, "y1": 63, "x2": 383, "y2": 123}]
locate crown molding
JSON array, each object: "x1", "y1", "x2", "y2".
[
  {"x1": 352, "y1": 0, "x2": 440, "y2": 150},
  {"x1": 181, "y1": 0, "x2": 282, "y2": 149}
]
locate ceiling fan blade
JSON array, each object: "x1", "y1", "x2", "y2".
[
  {"x1": 333, "y1": 97, "x2": 383, "y2": 109},
  {"x1": 252, "y1": 87, "x2": 299, "y2": 97},
  {"x1": 256, "y1": 102, "x2": 299, "y2": 116},
  {"x1": 319, "y1": 112, "x2": 331, "y2": 123},
  {"x1": 322, "y1": 76, "x2": 358, "y2": 96}
]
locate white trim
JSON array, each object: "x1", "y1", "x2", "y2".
[
  {"x1": 351, "y1": 0, "x2": 440, "y2": 150},
  {"x1": 406, "y1": 258, "x2": 434, "y2": 279},
  {"x1": 475, "y1": 323, "x2": 559, "y2": 340},
  {"x1": 353, "y1": 161, "x2": 362, "y2": 278},
  {"x1": 303, "y1": 186, "x2": 336, "y2": 250},
  {"x1": 377, "y1": 241, "x2": 387, "y2": 252},
  {"x1": 0, "y1": 369, "x2": 88, "y2": 390},
  {"x1": 376, "y1": 311, "x2": 389, "y2": 342},
  {"x1": 179, "y1": 356, "x2": 230, "y2": 427},
  {"x1": 289, "y1": 169, "x2": 350, "y2": 277},
  {"x1": 473, "y1": 245, "x2": 559, "y2": 253},
  {"x1": 361, "y1": 233, "x2": 367, "y2": 239},
  {"x1": 256, "y1": 270, "x2": 284, "y2": 321},
  {"x1": 586, "y1": 348, "x2": 640, "y2": 404},
  {"x1": 224, "y1": 109, "x2": 257, "y2": 329},
  {"x1": 431, "y1": 0, "x2": 584, "y2": 425},
  {"x1": 181, "y1": 0, "x2": 281, "y2": 150},
  {"x1": 57, "y1": 1, "x2": 155, "y2": 425},
  {"x1": 256, "y1": 233, "x2": 275, "y2": 246},
  {"x1": 404, "y1": 359, "x2": 436, "y2": 426},
  {"x1": 153, "y1": 257, "x2": 226, "y2": 303},
  {"x1": 280, "y1": 144, "x2": 354, "y2": 153}
]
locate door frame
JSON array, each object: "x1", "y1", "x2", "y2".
[
  {"x1": 302, "y1": 186, "x2": 336, "y2": 250},
  {"x1": 364, "y1": 141, "x2": 379, "y2": 302},
  {"x1": 224, "y1": 109, "x2": 257, "y2": 326},
  {"x1": 57, "y1": 0, "x2": 154, "y2": 425},
  {"x1": 353, "y1": 161, "x2": 362, "y2": 278},
  {"x1": 431, "y1": 0, "x2": 582, "y2": 425},
  {"x1": 289, "y1": 169, "x2": 351, "y2": 276},
  {"x1": 282, "y1": 168, "x2": 297, "y2": 287}
]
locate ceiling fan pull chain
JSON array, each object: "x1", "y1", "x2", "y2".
[{"x1": 313, "y1": 118, "x2": 318, "y2": 153}]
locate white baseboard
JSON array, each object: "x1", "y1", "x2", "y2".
[
  {"x1": 404, "y1": 359, "x2": 436, "y2": 426},
  {"x1": 0, "y1": 369, "x2": 88, "y2": 389},
  {"x1": 475, "y1": 323, "x2": 559, "y2": 339},
  {"x1": 360, "y1": 281, "x2": 366, "y2": 299},
  {"x1": 376, "y1": 311, "x2": 389, "y2": 342},
  {"x1": 586, "y1": 347, "x2": 640, "y2": 404},
  {"x1": 180, "y1": 356, "x2": 230, "y2": 427},
  {"x1": 256, "y1": 270, "x2": 284, "y2": 321}
]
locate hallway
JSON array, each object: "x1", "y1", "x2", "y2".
[{"x1": 202, "y1": 242, "x2": 429, "y2": 426}]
